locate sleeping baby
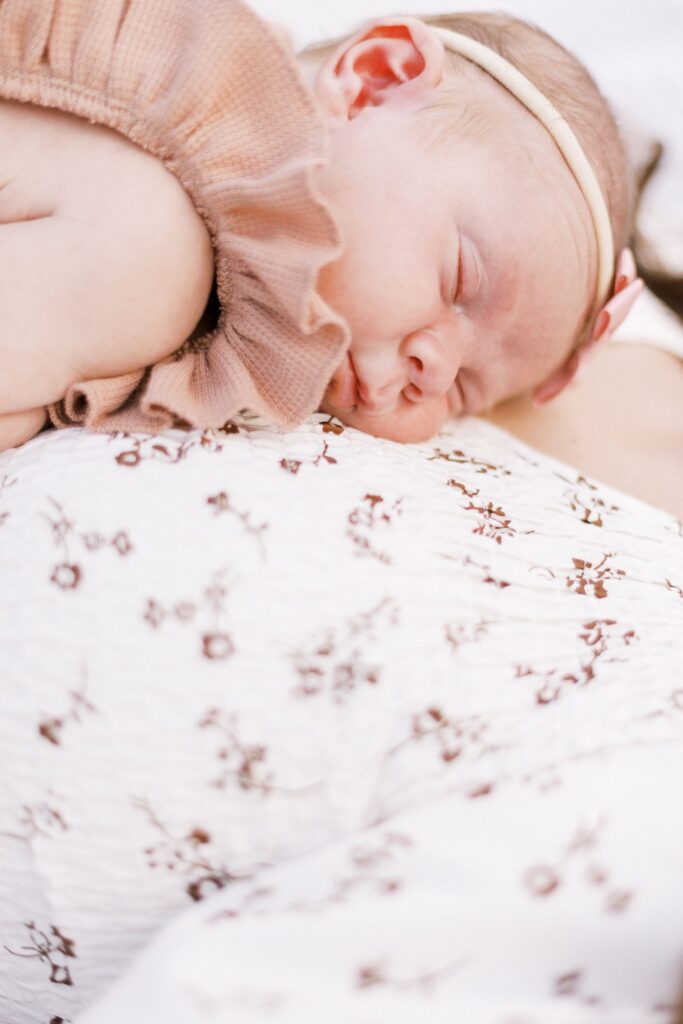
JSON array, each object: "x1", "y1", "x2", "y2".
[{"x1": 0, "y1": 0, "x2": 644, "y2": 451}]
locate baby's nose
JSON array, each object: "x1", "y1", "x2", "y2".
[
  {"x1": 349, "y1": 350, "x2": 406, "y2": 411},
  {"x1": 402, "y1": 330, "x2": 458, "y2": 400}
]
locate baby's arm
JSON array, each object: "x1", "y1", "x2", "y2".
[{"x1": 0, "y1": 132, "x2": 214, "y2": 451}]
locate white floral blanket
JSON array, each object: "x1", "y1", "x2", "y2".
[{"x1": 1, "y1": 399, "x2": 682, "y2": 1024}]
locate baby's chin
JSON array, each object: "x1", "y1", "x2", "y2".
[{"x1": 318, "y1": 394, "x2": 451, "y2": 443}]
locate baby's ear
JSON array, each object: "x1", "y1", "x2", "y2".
[
  {"x1": 532, "y1": 248, "x2": 645, "y2": 407},
  {"x1": 314, "y1": 17, "x2": 446, "y2": 120}
]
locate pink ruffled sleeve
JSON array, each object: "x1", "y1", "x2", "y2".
[{"x1": 0, "y1": 0, "x2": 350, "y2": 432}]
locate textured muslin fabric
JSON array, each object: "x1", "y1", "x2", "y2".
[
  {"x1": 0, "y1": 290, "x2": 682, "y2": 1023},
  {"x1": 0, "y1": 0, "x2": 350, "y2": 433}
]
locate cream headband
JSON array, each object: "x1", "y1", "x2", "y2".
[{"x1": 431, "y1": 27, "x2": 615, "y2": 317}]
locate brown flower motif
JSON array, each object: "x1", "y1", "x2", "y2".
[
  {"x1": 82, "y1": 532, "x2": 103, "y2": 551},
  {"x1": 111, "y1": 531, "x2": 133, "y2": 556},
  {"x1": 50, "y1": 563, "x2": 81, "y2": 590},
  {"x1": 115, "y1": 449, "x2": 141, "y2": 467},
  {"x1": 143, "y1": 599, "x2": 165, "y2": 628},
  {"x1": 217, "y1": 421, "x2": 240, "y2": 435},
  {"x1": 202, "y1": 632, "x2": 235, "y2": 660},
  {"x1": 174, "y1": 602, "x2": 196, "y2": 622},
  {"x1": 188, "y1": 828, "x2": 211, "y2": 845},
  {"x1": 187, "y1": 873, "x2": 228, "y2": 902},
  {"x1": 555, "y1": 970, "x2": 582, "y2": 996},
  {"x1": 524, "y1": 864, "x2": 561, "y2": 896}
]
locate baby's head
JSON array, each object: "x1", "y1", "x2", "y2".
[{"x1": 295, "y1": 11, "x2": 638, "y2": 441}]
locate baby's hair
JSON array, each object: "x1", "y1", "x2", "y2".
[
  {"x1": 416, "y1": 11, "x2": 635, "y2": 256},
  {"x1": 302, "y1": 9, "x2": 636, "y2": 279}
]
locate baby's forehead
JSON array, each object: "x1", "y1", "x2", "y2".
[
  {"x1": 416, "y1": 78, "x2": 566, "y2": 204},
  {"x1": 414, "y1": 63, "x2": 539, "y2": 168}
]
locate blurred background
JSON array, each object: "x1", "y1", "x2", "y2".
[{"x1": 251, "y1": 0, "x2": 683, "y2": 314}]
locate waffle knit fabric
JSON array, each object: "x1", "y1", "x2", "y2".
[{"x1": 0, "y1": 0, "x2": 350, "y2": 432}]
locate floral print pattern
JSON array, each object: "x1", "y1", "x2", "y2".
[{"x1": 0, "y1": 412, "x2": 682, "y2": 1024}]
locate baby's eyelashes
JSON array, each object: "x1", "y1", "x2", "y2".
[
  {"x1": 450, "y1": 249, "x2": 463, "y2": 305},
  {"x1": 453, "y1": 235, "x2": 484, "y2": 307}
]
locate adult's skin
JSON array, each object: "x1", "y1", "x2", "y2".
[{"x1": 483, "y1": 338, "x2": 683, "y2": 520}]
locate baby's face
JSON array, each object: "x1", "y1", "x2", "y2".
[{"x1": 316, "y1": 64, "x2": 597, "y2": 442}]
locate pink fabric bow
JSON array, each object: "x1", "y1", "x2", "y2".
[
  {"x1": 589, "y1": 247, "x2": 644, "y2": 344},
  {"x1": 532, "y1": 248, "x2": 645, "y2": 406}
]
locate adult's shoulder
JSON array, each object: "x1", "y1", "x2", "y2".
[{"x1": 484, "y1": 339, "x2": 683, "y2": 517}]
